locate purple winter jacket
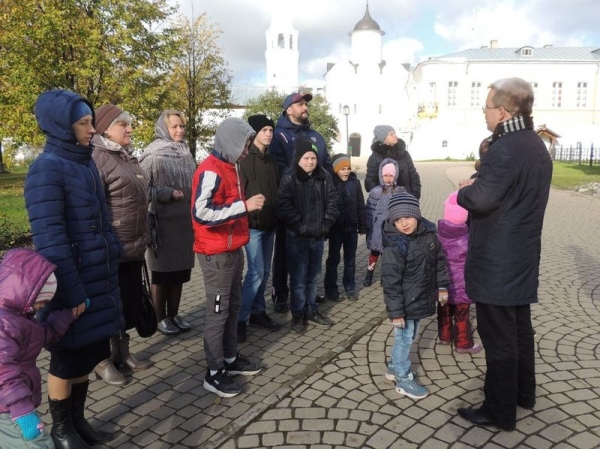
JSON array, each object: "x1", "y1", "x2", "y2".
[
  {"x1": 437, "y1": 219, "x2": 472, "y2": 305},
  {"x1": 0, "y1": 249, "x2": 75, "y2": 419}
]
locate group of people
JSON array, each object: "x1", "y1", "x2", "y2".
[{"x1": 0, "y1": 75, "x2": 552, "y2": 448}]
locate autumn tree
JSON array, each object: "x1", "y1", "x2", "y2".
[
  {"x1": 166, "y1": 14, "x2": 232, "y2": 160},
  {"x1": 244, "y1": 90, "x2": 340, "y2": 152},
  {"x1": 0, "y1": 0, "x2": 177, "y2": 147}
]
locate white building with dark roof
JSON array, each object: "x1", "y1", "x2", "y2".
[
  {"x1": 324, "y1": 5, "x2": 414, "y2": 158},
  {"x1": 408, "y1": 42, "x2": 600, "y2": 159}
]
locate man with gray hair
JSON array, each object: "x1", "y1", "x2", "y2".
[{"x1": 456, "y1": 78, "x2": 552, "y2": 431}]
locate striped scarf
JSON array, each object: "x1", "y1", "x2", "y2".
[{"x1": 491, "y1": 115, "x2": 534, "y2": 143}]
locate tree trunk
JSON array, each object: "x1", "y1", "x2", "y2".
[{"x1": 0, "y1": 140, "x2": 5, "y2": 173}]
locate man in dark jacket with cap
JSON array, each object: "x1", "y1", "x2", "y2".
[
  {"x1": 270, "y1": 92, "x2": 334, "y2": 311},
  {"x1": 456, "y1": 78, "x2": 552, "y2": 431}
]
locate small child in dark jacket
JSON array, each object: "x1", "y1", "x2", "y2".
[
  {"x1": 437, "y1": 192, "x2": 482, "y2": 354},
  {"x1": 276, "y1": 139, "x2": 339, "y2": 333},
  {"x1": 381, "y1": 193, "x2": 449, "y2": 400},
  {"x1": 0, "y1": 249, "x2": 84, "y2": 447},
  {"x1": 324, "y1": 154, "x2": 367, "y2": 302}
]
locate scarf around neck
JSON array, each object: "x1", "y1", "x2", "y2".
[{"x1": 491, "y1": 115, "x2": 534, "y2": 143}]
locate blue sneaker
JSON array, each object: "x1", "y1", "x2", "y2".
[
  {"x1": 385, "y1": 361, "x2": 417, "y2": 381},
  {"x1": 395, "y1": 374, "x2": 429, "y2": 400}
]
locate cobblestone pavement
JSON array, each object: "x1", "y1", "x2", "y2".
[{"x1": 37, "y1": 162, "x2": 600, "y2": 449}]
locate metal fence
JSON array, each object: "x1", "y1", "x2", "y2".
[{"x1": 551, "y1": 144, "x2": 600, "y2": 166}]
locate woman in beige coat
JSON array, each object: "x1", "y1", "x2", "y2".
[{"x1": 91, "y1": 104, "x2": 153, "y2": 385}]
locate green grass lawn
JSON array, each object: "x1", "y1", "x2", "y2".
[
  {"x1": 551, "y1": 162, "x2": 600, "y2": 190},
  {"x1": 0, "y1": 168, "x2": 30, "y2": 251}
]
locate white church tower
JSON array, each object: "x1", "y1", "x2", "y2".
[
  {"x1": 350, "y1": 3, "x2": 384, "y2": 67},
  {"x1": 265, "y1": 8, "x2": 299, "y2": 93}
]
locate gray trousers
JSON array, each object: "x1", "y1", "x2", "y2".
[
  {"x1": 0, "y1": 413, "x2": 53, "y2": 449},
  {"x1": 198, "y1": 250, "x2": 244, "y2": 371}
]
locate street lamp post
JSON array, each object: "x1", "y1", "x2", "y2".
[{"x1": 343, "y1": 105, "x2": 350, "y2": 156}]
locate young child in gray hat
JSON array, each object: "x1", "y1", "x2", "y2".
[{"x1": 381, "y1": 192, "x2": 449, "y2": 400}]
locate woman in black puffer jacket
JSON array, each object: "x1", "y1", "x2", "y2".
[{"x1": 364, "y1": 125, "x2": 421, "y2": 199}]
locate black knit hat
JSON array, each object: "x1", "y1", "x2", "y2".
[
  {"x1": 294, "y1": 139, "x2": 318, "y2": 164},
  {"x1": 248, "y1": 114, "x2": 274, "y2": 133},
  {"x1": 388, "y1": 192, "x2": 421, "y2": 222}
]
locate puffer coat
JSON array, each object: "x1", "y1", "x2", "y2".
[
  {"x1": 437, "y1": 219, "x2": 471, "y2": 305},
  {"x1": 0, "y1": 249, "x2": 75, "y2": 419},
  {"x1": 331, "y1": 172, "x2": 367, "y2": 234},
  {"x1": 24, "y1": 89, "x2": 124, "y2": 350},
  {"x1": 381, "y1": 218, "x2": 449, "y2": 320},
  {"x1": 92, "y1": 135, "x2": 149, "y2": 261},
  {"x1": 276, "y1": 165, "x2": 339, "y2": 238},
  {"x1": 365, "y1": 139, "x2": 421, "y2": 198}
]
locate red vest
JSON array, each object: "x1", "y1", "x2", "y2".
[{"x1": 191, "y1": 154, "x2": 249, "y2": 255}]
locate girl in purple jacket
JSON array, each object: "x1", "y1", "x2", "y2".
[
  {"x1": 437, "y1": 192, "x2": 482, "y2": 353},
  {"x1": 0, "y1": 249, "x2": 84, "y2": 447}
]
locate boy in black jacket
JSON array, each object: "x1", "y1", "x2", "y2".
[
  {"x1": 324, "y1": 154, "x2": 367, "y2": 301},
  {"x1": 381, "y1": 192, "x2": 449, "y2": 400},
  {"x1": 276, "y1": 140, "x2": 339, "y2": 333}
]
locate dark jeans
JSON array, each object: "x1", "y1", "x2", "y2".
[
  {"x1": 271, "y1": 221, "x2": 289, "y2": 303},
  {"x1": 286, "y1": 231, "x2": 324, "y2": 316},
  {"x1": 476, "y1": 303, "x2": 536, "y2": 428},
  {"x1": 324, "y1": 228, "x2": 358, "y2": 295}
]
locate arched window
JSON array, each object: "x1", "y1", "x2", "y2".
[
  {"x1": 278, "y1": 34, "x2": 285, "y2": 49},
  {"x1": 442, "y1": 140, "x2": 448, "y2": 148}
]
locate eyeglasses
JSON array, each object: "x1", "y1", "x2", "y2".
[{"x1": 482, "y1": 105, "x2": 501, "y2": 113}]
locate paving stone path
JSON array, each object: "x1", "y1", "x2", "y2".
[{"x1": 37, "y1": 162, "x2": 600, "y2": 448}]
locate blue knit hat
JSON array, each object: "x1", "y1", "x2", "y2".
[{"x1": 70, "y1": 101, "x2": 92, "y2": 124}]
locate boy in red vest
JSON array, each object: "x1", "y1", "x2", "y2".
[{"x1": 191, "y1": 117, "x2": 265, "y2": 398}]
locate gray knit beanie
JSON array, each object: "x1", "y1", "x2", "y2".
[
  {"x1": 388, "y1": 192, "x2": 421, "y2": 222},
  {"x1": 374, "y1": 125, "x2": 395, "y2": 144}
]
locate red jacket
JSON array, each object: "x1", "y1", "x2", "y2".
[{"x1": 191, "y1": 151, "x2": 249, "y2": 255}]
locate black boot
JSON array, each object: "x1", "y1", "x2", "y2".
[
  {"x1": 49, "y1": 396, "x2": 90, "y2": 449},
  {"x1": 71, "y1": 381, "x2": 114, "y2": 445},
  {"x1": 363, "y1": 269, "x2": 374, "y2": 287},
  {"x1": 291, "y1": 315, "x2": 305, "y2": 333}
]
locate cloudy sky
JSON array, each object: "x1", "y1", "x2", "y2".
[{"x1": 176, "y1": 0, "x2": 600, "y2": 87}]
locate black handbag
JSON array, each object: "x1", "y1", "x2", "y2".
[{"x1": 136, "y1": 262, "x2": 158, "y2": 338}]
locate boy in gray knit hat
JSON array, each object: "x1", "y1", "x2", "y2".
[{"x1": 381, "y1": 192, "x2": 449, "y2": 400}]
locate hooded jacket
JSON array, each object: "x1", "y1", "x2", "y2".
[
  {"x1": 192, "y1": 118, "x2": 254, "y2": 255},
  {"x1": 365, "y1": 139, "x2": 421, "y2": 198},
  {"x1": 24, "y1": 89, "x2": 123, "y2": 351},
  {"x1": 0, "y1": 249, "x2": 75, "y2": 419},
  {"x1": 238, "y1": 143, "x2": 279, "y2": 232},
  {"x1": 365, "y1": 158, "x2": 406, "y2": 252},
  {"x1": 270, "y1": 112, "x2": 333, "y2": 179},
  {"x1": 276, "y1": 164, "x2": 339, "y2": 238},
  {"x1": 437, "y1": 220, "x2": 471, "y2": 305},
  {"x1": 381, "y1": 219, "x2": 449, "y2": 320},
  {"x1": 92, "y1": 135, "x2": 149, "y2": 261}
]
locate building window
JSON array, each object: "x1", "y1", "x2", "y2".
[
  {"x1": 289, "y1": 35, "x2": 293, "y2": 50},
  {"x1": 521, "y1": 48, "x2": 533, "y2": 56},
  {"x1": 529, "y1": 82, "x2": 538, "y2": 106},
  {"x1": 576, "y1": 82, "x2": 587, "y2": 108},
  {"x1": 470, "y1": 82, "x2": 482, "y2": 106},
  {"x1": 552, "y1": 82, "x2": 562, "y2": 107},
  {"x1": 277, "y1": 34, "x2": 285, "y2": 49},
  {"x1": 379, "y1": 104, "x2": 382, "y2": 114},
  {"x1": 447, "y1": 81, "x2": 458, "y2": 106},
  {"x1": 354, "y1": 104, "x2": 357, "y2": 114},
  {"x1": 338, "y1": 103, "x2": 341, "y2": 113},
  {"x1": 442, "y1": 140, "x2": 448, "y2": 148}
]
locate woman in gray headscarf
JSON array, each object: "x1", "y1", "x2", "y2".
[{"x1": 139, "y1": 110, "x2": 196, "y2": 336}]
